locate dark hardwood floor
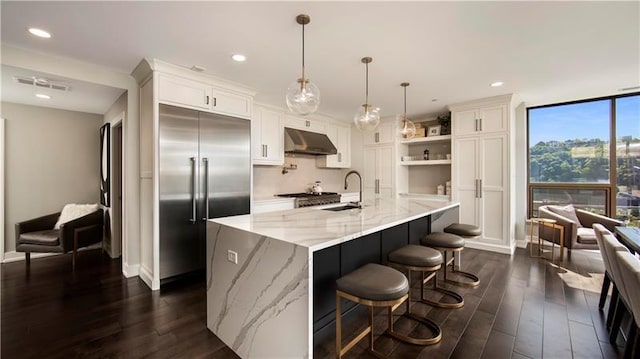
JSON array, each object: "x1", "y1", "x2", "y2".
[{"x1": 1, "y1": 246, "x2": 625, "y2": 358}]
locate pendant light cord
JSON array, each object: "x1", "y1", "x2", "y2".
[
  {"x1": 301, "y1": 22, "x2": 305, "y2": 81},
  {"x1": 365, "y1": 61, "x2": 369, "y2": 106},
  {"x1": 403, "y1": 85, "x2": 407, "y2": 118}
]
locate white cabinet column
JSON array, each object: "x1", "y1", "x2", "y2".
[{"x1": 450, "y1": 94, "x2": 515, "y2": 255}]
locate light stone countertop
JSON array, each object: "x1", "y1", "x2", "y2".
[{"x1": 211, "y1": 197, "x2": 459, "y2": 252}]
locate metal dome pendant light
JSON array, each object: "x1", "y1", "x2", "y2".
[
  {"x1": 354, "y1": 57, "x2": 381, "y2": 131},
  {"x1": 399, "y1": 82, "x2": 416, "y2": 139},
  {"x1": 286, "y1": 14, "x2": 320, "y2": 115}
]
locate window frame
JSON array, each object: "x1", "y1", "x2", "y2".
[{"x1": 527, "y1": 92, "x2": 639, "y2": 219}]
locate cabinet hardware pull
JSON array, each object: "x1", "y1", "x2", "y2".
[
  {"x1": 479, "y1": 118, "x2": 482, "y2": 131},
  {"x1": 338, "y1": 153, "x2": 342, "y2": 162},
  {"x1": 213, "y1": 97, "x2": 217, "y2": 107},
  {"x1": 202, "y1": 158, "x2": 209, "y2": 221},
  {"x1": 479, "y1": 179, "x2": 482, "y2": 198},
  {"x1": 474, "y1": 119, "x2": 478, "y2": 132},
  {"x1": 206, "y1": 96, "x2": 210, "y2": 105},
  {"x1": 265, "y1": 144, "x2": 268, "y2": 158},
  {"x1": 190, "y1": 157, "x2": 197, "y2": 224},
  {"x1": 375, "y1": 132, "x2": 380, "y2": 143}
]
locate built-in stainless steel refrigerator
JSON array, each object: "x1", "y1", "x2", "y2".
[{"x1": 159, "y1": 104, "x2": 251, "y2": 282}]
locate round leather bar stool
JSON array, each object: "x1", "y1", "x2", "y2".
[
  {"x1": 388, "y1": 244, "x2": 463, "y2": 312},
  {"x1": 335, "y1": 263, "x2": 439, "y2": 358},
  {"x1": 421, "y1": 232, "x2": 480, "y2": 287},
  {"x1": 444, "y1": 223, "x2": 482, "y2": 238}
]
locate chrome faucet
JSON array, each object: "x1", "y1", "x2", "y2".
[{"x1": 344, "y1": 170, "x2": 363, "y2": 208}]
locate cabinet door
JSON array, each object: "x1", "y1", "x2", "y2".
[
  {"x1": 363, "y1": 121, "x2": 394, "y2": 145},
  {"x1": 317, "y1": 123, "x2": 351, "y2": 168},
  {"x1": 478, "y1": 104, "x2": 507, "y2": 134},
  {"x1": 158, "y1": 74, "x2": 212, "y2": 110},
  {"x1": 211, "y1": 87, "x2": 252, "y2": 119},
  {"x1": 252, "y1": 107, "x2": 284, "y2": 165},
  {"x1": 452, "y1": 109, "x2": 478, "y2": 136},
  {"x1": 284, "y1": 115, "x2": 326, "y2": 133},
  {"x1": 479, "y1": 134, "x2": 507, "y2": 242},
  {"x1": 377, "y1": 145, "x2": 394, "y2": 198},
  {"x1": 363, "y1": 147, "x2": 377, "y2": 200},
  {"x1": 453, "y1": 137, "x2": 479, "y2": 226}
]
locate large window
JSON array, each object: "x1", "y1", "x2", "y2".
[{"x1": 528, "y1": 93, "x2": 639, "y2": 226}]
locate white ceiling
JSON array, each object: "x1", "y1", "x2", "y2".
[
  {"x1": 1, "y1": 1, "x2": 638, "y2": 120},
  {"x1": 1, "y1": 64, "x2": 125, "y2": 114}
]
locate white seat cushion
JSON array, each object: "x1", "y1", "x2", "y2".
[{"x1": 54, "y1": 203, "x2": 100, "y2": 229}]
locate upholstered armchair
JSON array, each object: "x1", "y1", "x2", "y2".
[
  {"x1": 538, "y1": 204, "x2": 624, "y2": 259},
  {"x1": 15, "y1": 205, "x2": 104, "y2": 269}
]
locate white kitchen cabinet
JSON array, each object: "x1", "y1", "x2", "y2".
[
  {"x1": 211, "y1": 87, "x2": 252, "y2": 119},
  {"x1": 316, "y1": 123, "x2": 351, "y2": 168},
  {"x1": 157, "y1": 73, "x2": 252, "y2": 119},
  {"x1": 363, "y1": 145, "x2": 394, "y2": 200},
  {"x1": 452, "y1": 104, "x2": 507, "y2": 136},
  {"x1": 284, "y1": 115, "x2": 326, "y2": 133},
  {"x1": 453, "y1": 134, "x2": 507, "y2": 243},
  {"x1": 252, "y1": 106, "x2": 284, "y2": 165},
  {"x1": 158, "y1": 73, "x2": 212, "y2": 111},
  {"x1": 363, "y1": 121, "x2": 394, "y2": 145},
  {"x1": 449, "y1": 94, "x2": 514, "y2": 254}
]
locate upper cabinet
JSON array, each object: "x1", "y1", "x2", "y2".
[
  {"x1": 252, "y1": 106, "x2": 284, "y2": 165},
  {"x1": 284, "y1": 115, "x2": 326, "y2": 134},
  {"x1": 158, "y1": 74, "x2": 212, "y2": 111},
  {"x1": 210, "y1": 87, "x2": 252, "y2": 118},
  {"x1": 363, "y1": 121, "x2": 394, "y2": 145},
  {"x1": 156, "y1": 73, "x2": 252, "y2": 119},
  {"x1": 452, "y1": 104, "x2": 507, "y2": 136},
  {"x1": 317, "y1": 123, "x2": 351, "y2": 168}
]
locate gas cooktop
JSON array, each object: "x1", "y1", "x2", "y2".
[{"x1": 276, "y1": 192, "x2": 341, "y2": 207}]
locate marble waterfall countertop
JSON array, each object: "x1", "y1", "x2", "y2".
[{"x1": 211, "y1": 197, "x2": 459, "y2": 252}]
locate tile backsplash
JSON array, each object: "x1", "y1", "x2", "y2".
[{"x1": 253, "y1": 155, "x2": 350, "y2": 198}]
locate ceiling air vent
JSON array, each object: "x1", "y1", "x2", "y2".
[{"x1": 13, "y1": 76, "x2": 70, "y2": 91}]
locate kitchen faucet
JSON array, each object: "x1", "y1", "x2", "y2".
[{"x1": 344, "y1": 170, "x2": 363, "y2": 208}]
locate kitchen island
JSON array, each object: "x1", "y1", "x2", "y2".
[{"x1": 206, "y1": 197, "x2": 459, "y2": 358}]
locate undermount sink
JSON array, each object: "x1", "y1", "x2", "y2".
[{"x1": 322, "y1": 203, "x2": 362, "y2": 211}]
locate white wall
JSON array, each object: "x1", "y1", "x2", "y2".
[
  {"x1": 514, "y1": 102, "x2": 527, "y2": 243},
  {"x1": 2, "y1": 102, "x2": 103, "y2": 253}
]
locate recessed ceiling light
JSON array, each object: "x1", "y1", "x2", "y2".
[
  {"x1": 35, "y1": 94, "x2": 51, "y2": 99},
  {"x1": 491, "y1": 81, "x2": 504, "y2": 87},
  {"x1": 28, "y1": 28, "x2": 51, "y2": 38},
  {"x1": 231, "y1": 54, "x2": 247, "y2": 62}
]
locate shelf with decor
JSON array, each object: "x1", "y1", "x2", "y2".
[
  {"x1": 400, "y1": 159, "x2": 451, "y2": 166},
  {"x1": 399, "y1": 134, "x2": 451, "y2": 144},
  {"x1": 395, "y1": 115, "x2": 452, "y2": 198}
]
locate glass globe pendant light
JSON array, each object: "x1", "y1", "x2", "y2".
[
  {"x1": 399, "y1": 82, "x2": 416, "y2": 139},
  {"x1": 353, "y1": 57, "x2": 381, "y2": 131},
  {"x1": 285, "y1": 14, "x2": 320, "y2": 115}
]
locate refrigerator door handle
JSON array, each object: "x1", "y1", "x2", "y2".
[
  {"x1": 190, "y1": 157, "x2": 197, "y2": 224},
  {"x1": 202, "y1": 157, "x2": 209, "y2": 221}
]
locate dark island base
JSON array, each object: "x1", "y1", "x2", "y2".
[{"x1": 313, "y1": 209, "x2": 458, "y2": 349}]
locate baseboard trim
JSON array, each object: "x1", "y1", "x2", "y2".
[
  {"x1": 3, "y1": 251, "x2": 58, "y2": 263},
  {"x1": 122, "y1": 262, "x2": 139, "y2": 278},
  {"x1": 139, "y1": 265, "x2": 159, "y2": 291},
  {"x1": 465, "y1": 240, "x2": 516, "y2": 255},
  {"x1": 3, "y1": 244, "x2": 109, "y2": 264}
]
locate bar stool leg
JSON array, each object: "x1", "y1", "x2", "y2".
[
  {"x1": 419, "y1": 263, "x2": 464, "y2": 309},
  {"x1": 444, "y1": 250, "x2": 480, "y2": 287}
]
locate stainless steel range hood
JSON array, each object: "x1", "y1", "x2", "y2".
[{"x1": 284, "y1": 127, "x2": 337, "y2": 155}]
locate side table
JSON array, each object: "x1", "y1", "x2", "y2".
[{"x1": 528, "y1": 218, "x2": 565, "y2": 261}]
